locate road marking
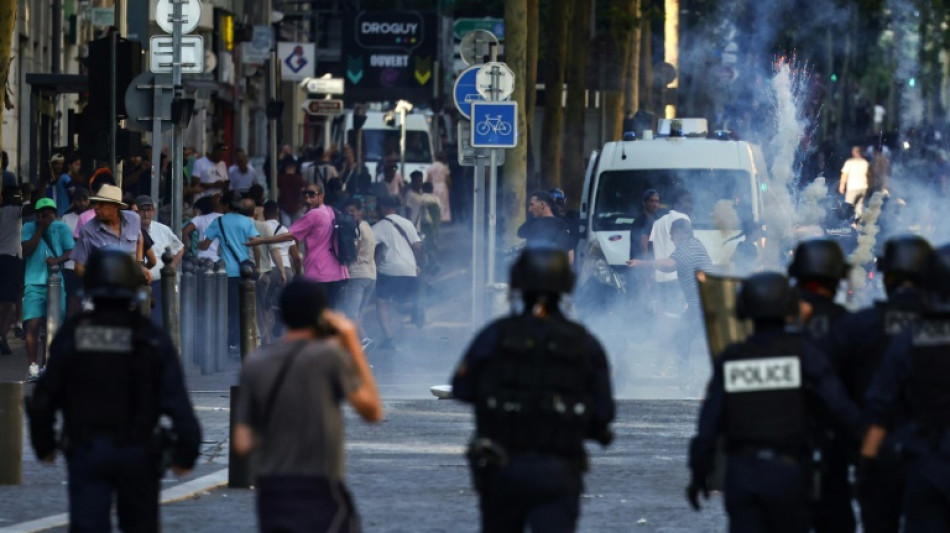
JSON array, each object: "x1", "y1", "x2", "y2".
[{"x1": 0, "y1": 469, "x2": 229, "y2": 533}]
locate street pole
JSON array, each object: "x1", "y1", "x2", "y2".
[
  {"x1": 151, "y1": 87, "x2": 163, "y2": 211},
  {"x1": 486, "y1": 55, "x2": 500, "y2": 285},
  {"x1": 171, "y1": 0, "x2": 184, "y2": 238},
  {"x1": 268, "y1": 52, "x2": 278, "y2": 201},
  {"x1": 471, "y1": 160, "x2": 484, "y2": 328}
]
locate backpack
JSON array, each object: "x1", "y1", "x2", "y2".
[{"x1": 330, "y1": 207, "x2": 360, "y2": 265}]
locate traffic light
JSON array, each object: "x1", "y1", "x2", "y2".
[{"x1": 86, "y1": 36, "x2": 143, "y2": 119}]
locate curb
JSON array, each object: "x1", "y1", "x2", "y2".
[{"x1": 0, "y1": 468, "x2": 229, "y2": 533}]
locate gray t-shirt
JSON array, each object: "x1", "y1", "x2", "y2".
[{"x1": 236, "y1": 339, "x2": 360, "y2": 479}]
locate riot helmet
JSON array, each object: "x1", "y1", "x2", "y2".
[
  {"x1": 549, "y1": 188, "x2": 566, "y2": 208},
  {"x1": 788, "y1": 238, "x2": 848, "y2": 281},
  {"x1": 510, "y1": 246, "x2": 575, "y2": 295},
  {"x1": 83, "y1": 247, "x2": 143, "y2": 301},
  {"x1": 877, "y1": 235, "x2": 932, "y2": 280},
  {"x1": 736, "y1": 272, "x2": 796, "y2": 321}
]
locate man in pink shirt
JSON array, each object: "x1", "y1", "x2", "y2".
[{"x1": 247, "y1": 183, "x2": 348, "y2": 307}]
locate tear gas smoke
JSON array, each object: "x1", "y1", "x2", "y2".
[{"x1": 848, "y1": 191, "x2": 885, "y2": 293}]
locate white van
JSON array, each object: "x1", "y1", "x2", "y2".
[
  {"x1": 333, "y1": 110, "x2": 435, "y2": 180},
  {"x1": 577, "y1": 118, "x2": 768, "y2": 285}
]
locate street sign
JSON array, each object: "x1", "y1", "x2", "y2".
[
  {"x1": 457, "y1": 120, "x2": 504, "y2": 167},
  {"x1": 453, "y1": 18, "x2": 504, "y2": 41},
  {"x1": 475, "y1": 61, "x2": 515, "y2": 101},
  {"x1": 149, "y1": 35, "x2": 204, "y2": 74},
  {"x1": 155, "y1": 0, "x2": 201, "y2": 35},
  {"x1": 453, "y1": 66, "x2": 485, "y2": 120},
  {"x1": 306, "y1": 77, "x2": 345, "y2": 95},
  {"x1": 124, "y1": 72, "x2": 174, "y2": 133},
  {"x1": 470, "y1": 101, "x2": 517, "y2": 148},
  {"x1": 302, "y1": 99, "x2": 344, "y2": 116},
  {"x1": 459, "y1": 30, "x2": 499, "y2": 66},
  {"x1": 242, "y1": 26, "x2": 274, "y2": 64},
  {"x1": 278, "y1": 42, "x2": 316, "y2": 81},
  {"x1": 88, "y1": 7, "x2": 115, "y2": 27}
]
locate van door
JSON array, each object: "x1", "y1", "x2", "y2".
[{"x1": 576, "y1": 150, "x2": 600, "y2": 270}]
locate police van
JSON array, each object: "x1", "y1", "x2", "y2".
[
  {"x1": 576, "y1": 118, "x2": 768, "y2": 297},
  {"x1": 333, "y1": 109, "x2": 436, "y2": 180}
]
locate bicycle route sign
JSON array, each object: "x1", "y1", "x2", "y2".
[{"x1": 470, "y1": 101, "x2": 517, "y2": 148}]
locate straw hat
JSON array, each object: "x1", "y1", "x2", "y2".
[{"x1": 89, "y1": 184, "x2": 128, "y2": 208}]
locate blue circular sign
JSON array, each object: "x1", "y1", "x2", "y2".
[{"x1": 453, "y1": 66, "x2": 484, "y2": 120}]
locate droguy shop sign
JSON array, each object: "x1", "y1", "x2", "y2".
[{"x1": 342, "y1": 10, "x2": 437, "y2": 105}]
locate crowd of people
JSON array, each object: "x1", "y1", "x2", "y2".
[{"x1": 0, "y1": 139, "x2": 455, "y2": 381}]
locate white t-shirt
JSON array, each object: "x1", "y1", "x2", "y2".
[
  {"x1": 372, "y1": 214, "x2": 420, "y2": 277},
  {"x1": 841, "y1": 157, "x2": 870, "y2": 191},
  {"x1": 649, "y1": 210, "x2": 690, "y2": 283},
  {"x1": 228, "y1": 164, "x2": 260, "y2": 193},
  {"x1": 192, "y1": 212, "x2": 222, "y2": 261},
  {"x1": 145, "y1": 221, "x2": 185, "y2": 281},
  {"x1": 265, "y1": 219, "x2": 293, "y2": 271},
  {"x1": 195, "y1": 158, "x2": 229, "y2": 199}
]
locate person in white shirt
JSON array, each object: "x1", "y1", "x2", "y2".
[
  {"x1": 372, "y1": 195, "x2": 423, "y2": 349},
  {"x1": 228, "y1": 149, "x2": 261, "y2": 193},
  {"x1": 262, "y1": 200, "x2": 300, "y2": 339},
  {"x1": 192, "y1": 143, "x2": 230, "y2": 200},
  {"x1": 839, "y1": 145, "x2": 870, "y2": 218},
  {"x1": 182, "y1": 195, "x2": 222, "y2": 263},
  {"x1": 649, "y1": 189, "x2": 693, "y2": 308},
  {"x1": 137, "y1": 195, "x2": 184, "y2": 328}
]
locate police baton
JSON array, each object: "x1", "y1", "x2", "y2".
[{"x1": 160, "y1": 248, "x2": 181, "y2": 357}]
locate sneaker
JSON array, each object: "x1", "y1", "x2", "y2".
[
  {"x1": 361, "y1": 337, "x2": 374, "y2": 350},
  {"x1": 28, "y1": 363, "x2": 40, "y2": 382},
  {"x1": 0, "y1": 337, "x2": 10, "y2": 355},
  {"x1": 378, "y1": 337, "x2": 395, "y2": 350}
]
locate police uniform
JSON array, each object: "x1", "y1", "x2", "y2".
[
  {"x1": 28, "y1": 249, "x2": 201, "y2": 532},
  {"x1": 451, "y1": 247, "x2": 615, "y2": 533},
  {"x1": 688, "y1": 273, "x2": 861, "y2": 533},
  {"x1": 788, "y1": 239, "x2": 854, "y2": 533},
  {"x1": 829, "y1": 289, "x2": 925, "y2": 532}
]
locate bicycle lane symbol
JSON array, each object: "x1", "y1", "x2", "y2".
[{"x1": 475, "y1": 115, "x2": 513, "y2": 136}]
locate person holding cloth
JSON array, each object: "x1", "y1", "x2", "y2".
[{"x1": 234, "y1": 278, "x2": 382, "y2": 532}]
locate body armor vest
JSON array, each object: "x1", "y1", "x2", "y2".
[
  {"x1": 847, "y1": 301, "x2": 920, "y2": 406},
  {"x1": 474, "y1": 316, "x2": 594, "y2": 463},
  {"x1": 909, "y1": 316, "x2": 950, "y2": 429},
  {"x1": 722, "y1": 334, "x2": 807, "y2": 452},
  {"x1": 802, "y1": 292, "x2": 846, "y2": 340},
  {"x1": 63, "y1": 311, "x2": 162, "y2": 443}
]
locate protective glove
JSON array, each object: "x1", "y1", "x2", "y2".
[{"x1": 685, "y1": 472, "x2": 709, "y2": 511}]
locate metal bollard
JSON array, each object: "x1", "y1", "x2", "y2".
[
  {"x1": 0, "y1": 382, "x2": 23, "y2": 485},
  {"x1": 45, "y1": 264, "x2": 63, "y2": 366},
  {"x1": 160, "y1": 248, "x2": 181, "y2": 356},
  {"x1": 180, "y1": 255, "x2": 196, "y2": 375},
  {"x1": 215, "y1": 261, "x2": 228, "y2": 371},
  {"x1": 228, "y1": 385, "x2": 252, "y2": 488},
  {"x1": 239, "y1": 264, "x2": 259, "y2": 360},
  {"x1": 199, "y1": 259, "x2": 216, "y2": 375}
]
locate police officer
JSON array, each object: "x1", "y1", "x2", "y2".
[
  {"x1": 451, "y1": 247, "x2": 615, "y2": 532},
  {"x1": 828, "y1": 235, "x2": 932, "y2": 533},
  {"x1": 687, "y1": 272, "x2": 861, "y2": 533},
  {"x1": 787, "y1": 237, "x2": 854, "y2": 533},
  {"x1": 27, "y1": 247, "x2": 201, "y2": 532},
  {"x1": 861, "y1": 244, "x2": 950, "y2": 533}
]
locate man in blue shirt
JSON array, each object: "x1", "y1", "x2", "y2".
[
  {"x1": 43, "y1": 153, "x2": 74, "y2": 217},
  {"x1": 21, "y1": 198, "x2": 74, "y2": 381},
  {"x1": 199, "y1": 191, "x2": 259, "y2": 353}
]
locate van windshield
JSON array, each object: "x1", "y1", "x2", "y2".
[
  {"x1": 592, "y1": 169, "x2": 755, "y2": 231},
  {"x1": 361, "y1": 130, "x2": 432, "y2": 163}
]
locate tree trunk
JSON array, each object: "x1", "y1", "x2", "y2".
[
  {"x1": 640, "y1": 0, "x2": 653, "y2": 112},
  {"x1": 604, "y1": 0, "x2": 638, "y2": 140},
  {"x1": 525, "y1": 0, "x2": 539, "y2": 191},
  {"x1": 626, "y1": 0, "x2": 641, "y2": 117},
  {"x1": 562, "y1": 0, "x2": 592, "y2": 208},
  {"x1": 0, "y1": 0, "x2": 17, "y2": 151},
  {"x1": 503, "y1": 0, "x2": 529, "y2": 247},
  {"x1": 540, "y1": 0, "x2": 570, "y2": 189}
]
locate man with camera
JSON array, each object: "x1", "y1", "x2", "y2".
[{"x1": 234, "y1": 278, "x2": 382, "y2": 531}]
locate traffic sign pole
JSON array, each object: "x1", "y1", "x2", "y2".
[
  {"x1": 486, "y1": 43, "x2": 500, "y2": 286},
  {"x1": 151, "y1": 83, "x2": 163, "y2": 209},
  {"x1": 171, "y1": 0, "x2": 184, "y2": 239}
]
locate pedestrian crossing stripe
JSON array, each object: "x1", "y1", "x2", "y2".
[{"x1": 724, "y1": 356, "x2": 801, "y2": 393}]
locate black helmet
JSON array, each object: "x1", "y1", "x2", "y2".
[
  {"x1": 788, "y1": 239, "x2": 848, "y2": 280},
  {"x1": 83, "y1": 247, "x2": 143, "y2": 300},
  {"x1": 877, "y1": 236, "x2": 932, "y2": 278},
  {"x1": 510, "y1": 247, "x2": 575, "y2": 295},
  {"x1": 736, "y1": 272, "x2": 795, "y2": 321},
  {"x1": 549, "y1": 188, "x2": 566, "y2": 207}
]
